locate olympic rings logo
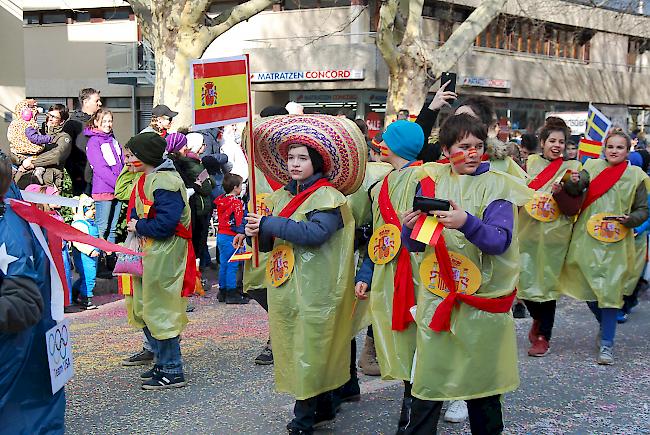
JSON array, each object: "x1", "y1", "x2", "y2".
[{"x1": 47, "y1": 324, "x2": 69, "y2": 366}]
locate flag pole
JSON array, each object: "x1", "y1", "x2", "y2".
[{"x1": 245, "y1": 54, "x2": 259, "y2": 268}]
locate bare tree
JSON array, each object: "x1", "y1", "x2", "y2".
[
  {"x1": 376, "y1": 0, "x2": 507, "y2": 120},
  {"x1": 127, "y1": 0, "x2": 274, "y2": 127}
]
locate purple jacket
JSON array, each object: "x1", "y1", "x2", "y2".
[{"x1": 84, "y1": 128, "x2": 124, "y2": 195}]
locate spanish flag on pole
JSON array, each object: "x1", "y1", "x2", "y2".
[
  {"x1": 578, "y1": 137, "x2": 602, "y2": 162},
  {"x1": 411, "y1": 214, "x2": 444, "y2": 246},
  {"x1": 191, "y1": 55, "x2": 251, "y2": 129}
]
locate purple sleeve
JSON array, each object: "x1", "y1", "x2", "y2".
[
  {"x1": 459, "y1": 199, "x2": 514, "y2": 255},
  {"x1": 401, "y1": 199, "x2": 514, "y2": 255},
  {"x1": 25, "y1": 127, "x2": 52, "y2": 145}
]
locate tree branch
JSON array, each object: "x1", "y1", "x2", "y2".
[
  {"x1": 377, "y1": 0, "x2": 400, "y2": 72},
  {"x1": 206, "y1": 0, "x2": 275, "y2": 40},
  {"x1": 181, "y1": 0, "x2": 213, "y2": 27},
  {"x1": 404, "y1": 0, "x2": 424, "y2": 41},
  {"x1": 431, "y1": 0, "x2": 506, "y2": 75}
]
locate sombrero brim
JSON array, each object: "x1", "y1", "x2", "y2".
[{"x1": 251, "y1": 115, "x2": 367, "y2": 195}]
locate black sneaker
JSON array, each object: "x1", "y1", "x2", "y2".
[
  {"x1": 140, "y1": 365, "x2": 160, "y2": 380},
  {"x1": 512, "y1": 302, "x2": 527, "y2": 319},
  {"x1": 217, "y1": 290, "x2": 226, "y2": 302},
  {"x1": 79, "y1": 297, "x2": 98, "y2": 310},
  {"x1": 254, "y1": 344, "x2": 273, "y2": 365},
  {"x1": 313, "y1": 412, "x2": 336, "y2": 429},
  {"x1": 141, "y1": 371, "x2": 188, "y2": 390},
  {"x1": 122, "y1": 348, "x2": 154, "y2": 366},
  {"x1": 226, "y1": 292, "x2": 249, "y2": 305}
]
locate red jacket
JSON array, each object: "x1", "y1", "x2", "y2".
[{"x1": 214, "y1": 194, "x2": 245, "y2": 236}]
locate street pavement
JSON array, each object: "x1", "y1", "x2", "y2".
[{"x1": 65, "y1": 277, "x2": 650, "y2": 434}]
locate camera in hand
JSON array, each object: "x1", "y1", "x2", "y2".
[{"x1": 413, "y1": 196, "x2": 451, "y2": 213}]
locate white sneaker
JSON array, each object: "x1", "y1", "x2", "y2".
[{"x1": 444, "y1": 400, "x2": 468, "y2": 423}]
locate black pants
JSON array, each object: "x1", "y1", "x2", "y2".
[
  {"x1": 523, "y1": 300, "x2": 556, "y2": 340},
  {"x1": 367, "y1": 324, "x2": 374, "y2": 338},
  {"x1": 289, "y1": 391, "x2": 335, "y2": 432},
  {"x1": 404, "y1": 395, "x2": 503, "y2": 435},
  {"x1": 191, "y1": 211, "x2": 211, "y2": 261},
  {"x1": 247, "y1": 288, "x2": 268, "y2": 312}
]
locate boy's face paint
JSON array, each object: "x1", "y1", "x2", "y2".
[{"x1": 445, "y1": 133, "x2": 484, "y2": 175}]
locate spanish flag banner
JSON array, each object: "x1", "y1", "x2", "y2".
[
  {"x1": 578, "y1": 137, "x2": 602, "y2": 162},
  {"x1": 190, "y1": 55, "x2": 250, "y2": 129},
  {"x1": 117, "y1": 275, "x2": 133, "y2": 296},
  {"x1": 229, "y1": 250, "x2": 254, "y2": 263},
  {"x1": 411, "y1": 214, "x2": 444, "y2": 246}
]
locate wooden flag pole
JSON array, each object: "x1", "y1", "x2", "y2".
[{"x1": 245, "y1": 54, "x2": 259, "y2": 268}]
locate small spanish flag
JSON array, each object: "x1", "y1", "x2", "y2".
[
  {"x1": 411, "y1": 214, "x2": 444, "y2": 246},
  {"x1": 229, "y1": 250, "x2": 253, "y2": 262},
  {"x1": 578, "y1": 138, "x2": 602, "y2": 161},
  {"x1": 118, "y1": 275, "x2": 133, "y2": 296},
  {"x1": 449, "y1": 151, "x2": 466, "y2": 166}
]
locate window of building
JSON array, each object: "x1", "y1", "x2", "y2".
[
  {"x1": 628, "y1": 37, "x2": 649, "y2": 72},
  {"x1": 23, "y1": 13, "x2": 40, "y2": 25},
  {"x1": 282, "y1": 0, "x2": 351, "y2": 10},
  {"x1": 474, "y1": 15, "x2": 591, "y2": 62},
  {"x1": 41, "y1": 12, "x2": 68, "y2": 24},
  {"x1": 103, "y1": 8, "x2": 131, "y2": 20},
  {"x1": 75, "y1": 11, "x2": 91, "y2": 22},
  {"x1": 103, "y1": 97, "x2": 132, "y2": 109}
]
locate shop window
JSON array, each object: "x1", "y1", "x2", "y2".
[
  {"x1": 23, "y1": 13, "x2": 40, "y2": 25},
  {"x1": 103, "y1": 8, "x2": 131, "y2": 20},
  {"x1": 75, "y1": 12, "x2": 91, "y2": 22},
  {"x1": 41, "y1": 12, "x2": 68, "y2": 24}
]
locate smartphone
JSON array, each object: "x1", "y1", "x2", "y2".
[
  {"x1": 440, "y1": 72, "x2": 457, "y2": 93},
  {"x1": 602, "y1": 216, "x2": 623, "y2": 221},
  {"x1": 413, "y1": 196, "x2": 451, "y2": 213}
]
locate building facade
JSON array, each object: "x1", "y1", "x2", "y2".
[{"x1": 11, "y1": 0, "x2": 650, "y2": 143}]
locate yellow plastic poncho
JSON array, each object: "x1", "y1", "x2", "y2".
[
  {"x1": 125, "y1": 170, "x2": 190, "y2": 340},
  {"x1": 490, "y1": 156, "x2": 528, "y2": 181},
  {"x1": 518, "y1": 154, "x2": 582, "y2": 302},
  {"x1": 560, "y1": 159, "x2": 650, "y2": 308},
  {"x1": 346, "y1": 161, "x2": 392, "y2": 334},
  {"x1": 368, "y1": 165, "x2": 424, "y2": 381},
  {"x1": 243, "y1": 167, "x2": 276, "y2": 293},
  {"x1": 266, "y1": 185, "x2": 355, "y2": 400},
  {"x1": 411, "y1": 163, "x2": 532, "y2": 401}
]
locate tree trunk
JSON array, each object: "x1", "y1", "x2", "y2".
[
  {"x1": 384, "y1": 37, "x2": 433, "y2": 121},
  {"x1": 151, "y1": 36, "x2": 204, "y2": 129}
]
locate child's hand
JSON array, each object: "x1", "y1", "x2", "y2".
[
  {"x1": 550, "y1": 182, "x2": 563, "y2": 194},
  {"x1": 127, "y1": 219, "x2": 138, "y2": 233},
  {"x1": 233, "y1": 233, "x2": 246, "y2": 248},
  {"x1": 355, "y1": 282, "x2": 369, "y2": 300},
  {"x1": 90, "y1": 250, "x2": 100, "y2": 258},
  {"x1": 616, "y1": 214, "x2": 630, "y2": 224},
  {"x1": 402, "y1": 208, "x2": 422, "y2": 229},
  {"x1": 245, "y1": 213, "x2": 262, "y2": 237},
  {"x1": 432, "y1": 201, "x2": 467, "y2": 229}
]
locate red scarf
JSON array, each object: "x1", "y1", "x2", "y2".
[
  {"x1": 277, "y1": 178, "x2": 333, "y2": 218},
  {"x1": 420, "y1": 178, "x2": 517, "y2": 332},
  {"x1": 581, "y1": 161, "x2": 628, "y2": 212},
  {"x1": 10, "y1": 199, "x2": 142, "y2": 306},
  {"x1": 134, "y1": 175, "x2": 197, "y2": 297},
  {"x1": 527, "y1": 158, "x2": 563, "y2": 191}
]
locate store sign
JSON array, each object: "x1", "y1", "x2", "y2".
[
  {"x1": 546, "y1": 112, "x2": 588, "y2": 135},
  {"x1": 461, "y1": 76, "x2": 511, "y2": 89},
  {"x1": 366, "y1": 111, "x2": 383, "y2": 138},
  {"x1": 251, "y1": 69, "x2": 364, "y2": 83}
]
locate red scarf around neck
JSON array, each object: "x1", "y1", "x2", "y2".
[
  {"x1": 277, "y1": 178, "x2": 333, "y2": 218},
  {"x1": 581, "y1": 161, "x2": 628, "y2": 212},
  {"x1": 527, "y1": 158, "x2": 563, "y2": 191}
]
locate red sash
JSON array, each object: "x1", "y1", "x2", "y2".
[
  {"x1": 134, "y1": 175, "x2": 197, "y2": 298},
  {"x1": 420, "y1": 178, "x2": 517, "y2": 332},
  {"x1": 527, "y1": 158, "x2": 563, "y2": 191},
  {"x1": 581, "y1": 161, "x2": 628, "y2": 212},
  {"x1": 277, "y1": 178, "x2": 333, "y2": 218}
]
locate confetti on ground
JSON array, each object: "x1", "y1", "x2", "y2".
[{"x1": 65, "y1": 274, "x2": 650, "y2": 434}]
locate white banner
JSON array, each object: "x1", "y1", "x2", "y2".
[{"x1": 46, "y1": 318, "x2": 74, "y2": 394}]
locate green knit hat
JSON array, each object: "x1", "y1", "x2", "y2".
[{"x1": 125, "y1": 132, "x2": 166, "y2": 167}]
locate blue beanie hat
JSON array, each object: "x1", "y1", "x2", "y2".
[{"x1": 382, "y1": 120, "x2": 425, "y2": 161}]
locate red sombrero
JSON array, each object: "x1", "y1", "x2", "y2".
[{"x1": 252, "y1": 114, "x2": 367, "y2": 195}]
